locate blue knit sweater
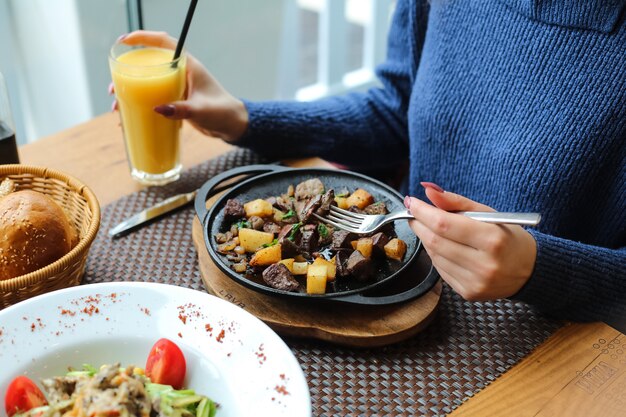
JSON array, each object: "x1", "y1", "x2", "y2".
[{"x1": 238, "y1": 0, "x2": 626, "y2": 322}]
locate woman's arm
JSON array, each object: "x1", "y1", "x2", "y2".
[
  {"x1": 121, "y1": 1, "x2": 429, "y2": 170},
  {"x1": 238, "y1": 0, "x2": 428, "y2": 170},
  {"x1": 406, "y1": 183, "x2": 626, "y2": 323},
  {"x1": 513, "y1": 232, "x2": 626, "y2": 323}
]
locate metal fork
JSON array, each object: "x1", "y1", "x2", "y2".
[{"x1": 313, "y1": 205, "x2": 542, "y2": 234}]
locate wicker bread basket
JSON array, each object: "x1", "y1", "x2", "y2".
[{"x1": 0, "y1": 165, "x2": 100, "y2": 308}]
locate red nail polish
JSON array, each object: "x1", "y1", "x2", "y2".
[
  {"x1": 420, "y1": 182, "x2": 444, "y2": 193},
  {"x1": 404, "y1": 196, "x2": 411, "y2": 209},
  {"x1": 154, "y1": 105, "x2": 175, "y2": 116}
]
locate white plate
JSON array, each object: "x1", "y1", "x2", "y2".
[{"x1": 0, "y1": 282, "x2": 311, "y2": 417}]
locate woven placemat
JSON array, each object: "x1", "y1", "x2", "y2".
[{"x1": 84, "y1": 148, "x2": 563, "y2": 416}]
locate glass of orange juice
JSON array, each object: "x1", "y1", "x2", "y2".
[{"x1": 109, "y1": 42, "x2": 186, "y2": 185}]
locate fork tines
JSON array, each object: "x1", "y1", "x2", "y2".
[
  {"x1": 312, "y1": 206, "x2": 367, "y2": 233},
  {"x1": 313, "y1": 213, "x2": 360, "y2": 233},
  {"x1": 330, "y1": 205, "x2": 367, "y2": 219}
]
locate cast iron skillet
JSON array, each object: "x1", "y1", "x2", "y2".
[{"x1": 195, "y1": 165, "x2": 439, "y2": 305}]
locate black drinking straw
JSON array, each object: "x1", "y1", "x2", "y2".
[{"x1": 172, "y1": 0, "x2": 198, "y2": 66}]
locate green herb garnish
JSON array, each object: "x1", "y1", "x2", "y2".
[
  {"x1": 281, "y1": 209, "x2": 296, "y2": 220},
  {"x1": 261, "y1": 238, "x2": 279, "y2": 248},
  {"x1": 287, "y1": 222, "x2": 302, "y2": 241},
  {"x1": 317, "y1": 223, "x2": 329, "y2": 238},
  {"x1": 233, "y1": 219, "x2": 251, "y2": 229}
]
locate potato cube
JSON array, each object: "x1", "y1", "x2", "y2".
[
  {"x1": 334, "y1": 196, "x2": 349, "y2": 210},
  {"x1": 345, "y1": 189, "x2": 374, "y2": 210},
  {"x1": 351, "y1": 240, "x2": 358, "y2": 250},
  {"x1": 312, "y1": 257, "x2": 336, "y2": 281},
  {"x1": 249, "y1": 244, "x2": 282, "y2": 267},
  {"x1": 306, "y1": 264, "x2": 328, "y2": 294},
  {"x1": 243, "y1": 199, "x2": 274, "y2": 218},
  {"x1": 384, "y1": 238, "x2": 408, "y2": 261},
  {"x1": 238, "y1": 228, "x2": 275, "y2": 252},
  {"x1": 278, "y1": 258, "x2": 294, "y2": 273},
  {"x1": 356, "y1": 237, "x2": 374, "y2": 259},
  {"x1": 292, "y1": 261, "x2": 309, "y2": 275}
]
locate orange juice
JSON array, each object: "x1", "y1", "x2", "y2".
[{"x1": 109, "y1": 46, "x2": 186, "y2": 184}]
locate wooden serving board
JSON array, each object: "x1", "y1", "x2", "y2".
[{"x1": 192, "y1": 214, "x2": 442, "y2": 347}]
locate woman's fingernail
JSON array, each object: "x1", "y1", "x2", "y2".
[
  {"x1": 111, "y1": 100, "x2": 117, "y2": 112},
  {"x1": 154, "y1": 105, "x2": 175, "y2": 116},
  {"x1": 117, "y1": 33, "x2": 128, "y2": 42},
  {"x1": 421, "y1": 182, "x2": 444, "y2": 193},
  {"x1": 404, "y1": 196, "x2": 411, "y2": 209},
  {"x1": 108, "y1": 82, "x2": 114, "y2": 95}
]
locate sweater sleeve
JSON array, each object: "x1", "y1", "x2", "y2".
[
  {"x1": 236, "y1": 0, "x2": 428, "y2": 170},
  {"x1": 511, "y1": 230, "x2": 626, "y2": 323}
]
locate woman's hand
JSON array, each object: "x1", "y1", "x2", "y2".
[
  {"x1": 112, "y1": 31, "x2": 249, "y2": 143},
  {"x1": 405, "y1": 182, "x2": 537, "y2": 301}
]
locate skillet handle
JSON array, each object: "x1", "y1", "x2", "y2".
[
  {"x1": 194, "y1": 164, "x2": 287, "y2": 225},
  {"x1": 329, "y1": 266, "x2": 441, "y2": 306}
]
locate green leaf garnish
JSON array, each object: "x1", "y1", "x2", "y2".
[
  {"x1": 281, "y1": 209, "x2": 296, "y2": 220},
  {"x1": 233, "y1": 219, "x2": 251, "y2": 229},
  {"x1": 287, "y1": 222, "x2": 302, "y2": 241},
  {"x1": 261, "y1": 238, "x2": 278, "y2": 248},
  {"x1": 317, "y1": 223, "x2": 329, "y2": 238}
]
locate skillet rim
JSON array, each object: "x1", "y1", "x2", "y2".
[{"x1": 201, "y1": 167, "x2": 422, "y2": 300}]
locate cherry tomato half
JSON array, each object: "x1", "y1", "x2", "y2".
[
  {"x1": 4, "y1": 376, "x2": 47, "y2": 417},
  {"x1": 145, "y1": 338, "x2": 187, "y2": 389}
]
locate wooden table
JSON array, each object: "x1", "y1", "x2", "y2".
[{"x1": 19, "y1": 113, "x2": 626, "y2": 416}]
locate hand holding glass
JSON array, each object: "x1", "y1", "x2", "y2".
[{"x1": 109, "y1": 43, "x2": 186, "y2": 185}]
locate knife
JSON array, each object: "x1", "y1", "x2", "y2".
[
  {"x1": 109, "y1": 190, "x2": 197, "y2": 238},
  {"x1": 109, "y1": 161, "x2": 282, "y2": 238}
]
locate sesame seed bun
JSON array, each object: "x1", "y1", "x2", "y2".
[{"x1": 0, "y1": 190, "x2": 76, "y2": 280}]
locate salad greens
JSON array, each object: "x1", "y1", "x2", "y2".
[
  {"x1": 15, "y1": 365, "x2": 217, "y2": 417},
  {"x1": 146, "y1": 383, "x2": 218, "y2": 417}
]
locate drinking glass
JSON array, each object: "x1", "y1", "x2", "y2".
[
  {"x1": 109, "y1": 43, "x2": 186, "y2": 185},
  {"x1": 0, "y1": 72, "x2": 19, "y2": 165}
]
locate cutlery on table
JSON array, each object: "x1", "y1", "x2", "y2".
[
  {"x1": 108, "y1": 162, "x2": 281, "y2": 238},
  {"x1": 313, "y1": 205, "x2": 541, "y2": 234},
  {"x1": 108, "y1": 190, "x2": 198, "y2": 238}
]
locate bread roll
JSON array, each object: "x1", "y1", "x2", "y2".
[{"x1": 0, "y1": 190, "x2": 76, "y2": 280}]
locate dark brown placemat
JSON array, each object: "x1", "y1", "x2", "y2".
[{"x1": 84, "y1": 148, "x2": 563, "y2": 416}]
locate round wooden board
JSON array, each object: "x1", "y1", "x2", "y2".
[{"x1": 192, "y1": 216, "x2": 442, "y2": 347}]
